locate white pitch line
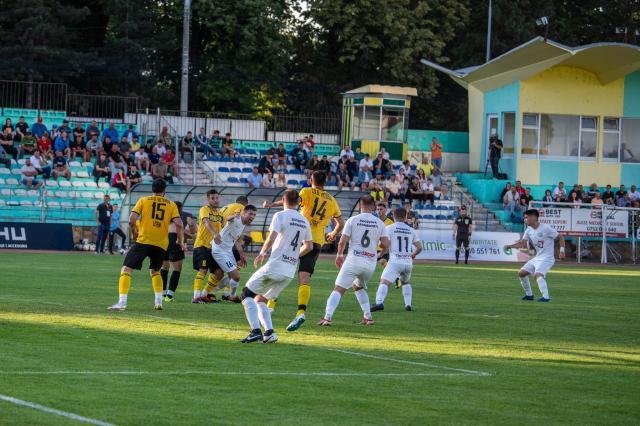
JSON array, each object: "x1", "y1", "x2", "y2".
[
  {"x1": 328, "y1": 348, "x2": 492, "y2": 377},
  {"x1": 0, "y1": 394, "x2": 114, "y2": 426},
  {"x1": 0, "y1": 371, "x2": 464, "y2": 377}
]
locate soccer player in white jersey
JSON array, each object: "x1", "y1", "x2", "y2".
[
  {"x1": 371, "y1": 207, "x2": 423, "y2": 312},
  {"x1": 319, "y1": 195, "x2": 389, "y2": 326},
  {"x1": 240, "y1": 190, "x2": 314, "y2": 343},
  {"x1": 210, "y1": 205, "x2": 257, "y2": 297},
  {"x1": 504, "y1": 209, "x2": 565, "y2": 302}
]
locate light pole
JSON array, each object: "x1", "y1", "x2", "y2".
[
  {"x1": 180, "y1": 0, "x2": 192, "y2": 116},
  {"x1": 486, "y1": 0, "x2": 492, "y2": 62}
]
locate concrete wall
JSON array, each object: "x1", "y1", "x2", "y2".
[
  {"x1": 482, "y1": 82, "x2": 520, "y2": 179},
  {"x1": 468, "y1": 85, "x2": 484, "y2": 172}
]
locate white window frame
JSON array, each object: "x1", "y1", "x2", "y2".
[
  {"x1": 501, "y1": 112, "x2": 516, "y2": 158},
  {"x1": 521, "y1": 113, "x2": 540, "y2": 158},
  {"x1": 603, "y1": 117, "x2": 621, "y2": 163},
  {"x1": 578, "y1": 116, "x2": 598, "y2": 162}
]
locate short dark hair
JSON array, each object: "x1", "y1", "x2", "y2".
[
  {"x1": 376, "y1": 202, "x2": 386, "y2": 208},
  {"x1": 175, "y1": 201, "x2": 183, "y2": 209},
  {"x1": 284, "y1": 189, "x2": 299, "y2": 205},
  {"x1": 360, "y1": 195, "x2": 375, "y2": 209},
  {"x1": 524, "y1": 209, "x2": 539, "y2": 218},
  {"x1": 152, "y1": 178, "x2": 167, "y2": 194},
  {"x1": 206, "y1": 189, "x2": 218, "y2": 197},
  {"x1": 312, "y1": 171, "x2": 327, "y2": 187},
  {"x1": 243, "y1": 204, "x2": 257, "y2": 212},
  {"x1": 235, "y1": 195, "x2": 249, "y2": 205},
  {"x1": 393, "y1": 207, "x2": 407, "y2": 220}
]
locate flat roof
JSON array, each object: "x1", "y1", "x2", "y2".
[{"x1": 345, "y1": 85, "x2": 418, "y2": 97}]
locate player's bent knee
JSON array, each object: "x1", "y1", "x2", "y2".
[
  {"x1": 534, "y1": 272, "x2": 545, "y2": 279},
  {"x1": 518, "y1": 270, "x2": 529, "y2": 278},
  {"x1": 241, "y1": 287, "x2": 257, "y2": 300}
]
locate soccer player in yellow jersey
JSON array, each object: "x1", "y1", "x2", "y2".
[
  {"x1": 108, "y1": 178, "x2": 184, "y2": 311},
  {"x1": 263, "y1": 170, "x2": 344, "y2": 331},
  {"x1": 376, "y1": 202, "x2": 394, "y2": 267}
]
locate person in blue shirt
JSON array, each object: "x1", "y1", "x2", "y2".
[
  {"x1": 121, "y1": 124, "x2": 137, "y2": 142},
  {"x1": 101, "y1": 122, "x2": 119, "y2": 143},
  {"x1": 58, "y1": 120, "x2": 71, "y2": 136},
  {"x1": 247, "y1": 167, "x2": 262, "y2": 188},
  {"x1": 31, "y1": 117, "x2": 48, "y2": 138},
  {"x1": 53, "y1": 131, "x2": 71, "y2": 156},
  {"x1": 108, "y1": 204, "x2": 127, "y2": 254}
]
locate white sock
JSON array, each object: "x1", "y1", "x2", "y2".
[
  {"x1": 520, "y1": 276, "x2": 533, "y2": 296},
  {"x1": 375, "y1": 284, "x2": 388, "y2": 305},
  {"x1": 354, "y1": 288, "x2": 371, "y2": 320},
  {"x1": 162, "y1": 290, "x2": 167, "y2": 296},
  {"x1": 325, "y1": 290, "x2": 342, "y2": 320},
  {"x1": 118, "y1": 294, "x2": 128, "y2": 305},
  {"x1": 402, "y1": 284, "x2": 413, "y2": 307},
  {"x1": 257, "y1": 301, "x2": 273, "y2": 331},
  {"x1": 154, "y1": 292, "x2": 162, "y2": 305},
  {"x1": 229, "y1": 279, "x2": 239, "y2": 296},
  {"x1": 536, "y1": 276, "x2": 549, "y2": 299},
  {"x1": 241, "y1": 297, "x2": 261, "y2": 330},
  {"x1": 167, "y1": 290, "x2": 174, "y2": 297},
  {"x1": 215, "y1": 277, "x2": 229, "y2": 292},
  {"x1": 193, "y1": 290, "x2": 200, "y2": 298}
]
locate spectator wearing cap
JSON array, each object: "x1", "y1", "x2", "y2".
[
  {"x1": 52, "y1": 150, "x2": 72, "y2": 180},
  {"x1": 31, "y1": 117, "x2": 48, "y2": 138},
  {"x1": 19, "y1": 130, "x2": 37, "y2": 157},
  {"x1": 101, "y1": 122, "x2": 119, "y2": 144},
  {"x1": 430, "y1": 137, "x2": 443, "y2": 170},
  {"x1": 20, "y1": 158, "x2": 42, "y2": 189},
  {"x1": 53, "y1": 131, "x2": 71, "y2": 157},
  {"x1": 14, "y1": 116, "x2": 29, "y2": 142},
  {"x1": 94, "y1": 194, "x2": 113, "y2": 254}
]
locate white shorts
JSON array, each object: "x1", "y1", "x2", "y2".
[
  {"x1": 521, "y1": 257, "x2": 555, "y2": 276},
  {"x1": 245, "y1": 267, "x2": 292, "y2": 300},
  {"x1": 380, "y1": 261, "x2": 413, "y2": 284},
  {"x1": 212, "y1": 250, "x2": 237, "y2": 273},
  {"x1": 335, "y1": 261, "x2": 376, "y2": 290}
]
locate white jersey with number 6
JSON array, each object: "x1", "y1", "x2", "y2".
[
  {"x1": 343, "y1": 212, "x2": 388, "y2": 267},
  {"x1": 523, "y1": 223, "x2": 558, "y2": 262},
  {"x1": 264, "y1": 209, "x2": 312, "y2": 278}
]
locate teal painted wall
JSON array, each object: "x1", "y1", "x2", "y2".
[
  {"x1": 621, "y1": 163, "x2": 640, "y2": 186},
  {"x1": 482, "y1": 82, "x2": 520, "y2": 177},
  {"x1": 407, "y1": 129, "x2": 469, "y2": 153},
  {"x1": 539, "y1": 160, "x2": 579, "y2": 186},
  {"x1": 623, "y1": 71, "x2": 640, "y2": 117}
]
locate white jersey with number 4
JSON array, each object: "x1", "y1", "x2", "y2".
[
  {"x1": 343, "y1": 212, "x2": 388, "y2": 266},
  {"x1": 523, "y1": 223, "x2": 558, "y2": 262},
  {"x1": 386, "y1": 222, "x2": 418, "y2": 265},
  {"x1": 264, "y1": 209, "x2": 312, "y2": 278}
]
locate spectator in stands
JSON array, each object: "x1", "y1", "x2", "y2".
[
  {"x1": 148, "y1": 146, "x2": 161, "y2": 165},
  {"x1": 0, "y1": 145, "x2": 11, "y2": 169},
  {"x1": 386, "y1": 174, "x2": 402, "y2": 204},
  {"x1": 404, "y1": 201, "x2": 419, "y2": 229},
  {"x1": 370, "y1": 178, "x2": 386, "y2": 202},
  {"x1": 357, "y1": 165, "x2": 373, "y2": 190},
  {"x1": 108, "y1": 144, "x2": 128, "y2": 175},
  {"x1": 307, "y1": 155, "x2": 321, "y2": 173},
  {"x1": 70, "y1": 134, "x2": 88, "y2": 162},
  {"x1": 101, "y1": 122, "x2": 118, "y2": 143},
  {"x1": 431, "y1": 137, "x2": 443, "y2": 170},
  {"x1": 258, "y1": 152, "x2": 275, "y2": 175},
  {"x1": 73, "y1": 123, "x2": 85, "y2": 142},
  {"x1": 162, "y1": 147, "x2": 177, "y2": 176},
  {"x1": 53, "y1": 131, "x2": 71, "y2": 157},
  {"x1": 180, "y1": 131, "x2": 194, "y2": 161},
  {"x1": 20, "y1": 130, "x2": 37, "y2": 157},
  {"x1": 586, "y1": 183, "x2": 600, "y2": 201},
  {"x1": 416, "y1": 168, "x2": 427, "y2": 183},
  {"x1": 108, "y1": 204, "x2": 126, "y2": 254},
  {"x1": 208, "y1": 130, "x2": 222, "y2": 155},
  {"x1": 94, "y1": 194, "x2": 113, "y2": 255},
  {"x1": 591, "y1": 192, "x2": 603, "y2": 205},
  {"x1": 431, "y1": 168, "x2": 443, "y2": 190},
  {"x1": 118, "y1": 136, "x2": 131, "y2": 162},
  {"x1": 247, "y1": 167, "x2": 262, "y2": 188},
  {"x1": 275, "y1": 143, "x2": 287, "y2": 171},
  {"x1": 318, "y1": 155, "x2": 332, "y2": 179},
  {"x1": 373, "y1": 153, "x2": 392, "y2": 178},
  {"x1": 499, "y1": 182, "x2": 512, "y2": 201},
  {"x1": 86, "y1": 133, "x2": 101, "y2": 158},
  {"x1": 520, "y1": 187, "x2": 533, "y2": 209},
  {"x1": 397, "y1": 160, "x2": 410, "y2": 176},
  {"x1": 52, "y1": 151, "x2": 71, "y2": 180},
  {"x1": 194, "y1": 127, "x2": 208, "y2": 157},
  {"x1": 400, "y1": 176, "x2": 410, "y2": 202},
  {"x1": 568, "y1": 184, "x2": 582, "y2": 201},
  {"x1": 416, "y1": 155, "x2": 434, "y2": 177},
  {"x1": 354, "y1": 146, "x2": 365, "y2": 162},
  {"x1": 421, "y1": 177, "x2": 435, "y2": 205},
  {"x1": 1, "y1": 128, "x2": 17, "y2": 160},
  {"x1": 340, "y1": 145, "x2": 355, "y2": 159},
  {"x1": 569, "y1": 191, "x2": 582, "y2": 208},
  {"x1": 134, "y1": 147, "x2": 150, "y2": 172},
  {"x1": 602, "y1": 184, "x2": 615, "y2": 204},
  {"x1": 159, "y1": 126, "x2": 172, "y2": 145},
  {"x1": 50, "y1": 124, "x2": 59, "y2": 139},
  {"x1": 37, "y1": 131, "x2": 53, "y2": 159},
  {"x1": 222, "y1": 133, "x2": 236, "y2": 158},
  {"x1": 514, "y1": 180, "x2": 526, "y2": 198},
  {"x1": 31, "y1": 117, "x2": 48, "y2": 138},
  {"x1": 305, "y1": 134, "x2": 316, "y2": 153},
  {"x1": 20, "y1": 158, "x2": 42, "y2": 189},
  {"x1": 336, "y1": 162, "x2": 354, "y2": 191},
  {"x1": 408, "y1": 177, "x2": 425, "y2": 204},
  {"x1": 503, "y1": 186, "x2": 522, "y2": 218},
  {"x1": 86, "y1": 120, "x2": 100, "y2": 139},
  {"x1": 112, "y1": 168, "x2": 128, "y2": 192},
  {"x1": 2, "y1": 118, "x2": 14, "y2": 139},
  {"x1": 58, "y1": 119, "x2": 71, "y2": 136},
  {"x1": 151, "y1": 159, "x2": 173, "y2": 184},
  {"x1": 553, "y1": 181, "x2": 567, "y2": 202},
  {"x1": 127, "y1": 164, "x2": 142, "y2": 188},
  {"x1": 261, "y1": 170, "x2": 276, "y2": 188},
  {"x1": 291, "y1": 141, "x2": 308, "y2": 170},
  {"x1": 93, "y1": 152, "x2": 111, "y2": 184},
  {"x1": 102, "y1": 135, "x2": 114, "y2": 154},
  {"x1": 629, "y1": 185, "x2": 640, "y2": 203},
  {"x1": 129, "y1": 136, "x2": 141, "y2": 158},
  {"x1": 155, "y1": 139, "x2": 167, "y2": 156},
  {"x1": 14, "y1": 116, "x2": 29, "y2": 142},
  {"x1": 122, "y1": 125, "x2": 137, "y2": 143},
  {"x1": 379, "y1": 147, "x2": 390, "y2": 161},
  {"x1": 616, "y1": 185, "x2": 629, "y2": 206}
]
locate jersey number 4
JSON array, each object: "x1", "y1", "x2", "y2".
[
  {"x1": 311, "y1": 198, "x2": 327, "y2": 220},
  {"x1": 151, "y1": 202, "x2": 166, "y2": 220},
  {"x1": 290, "y1": 230, "x2": 300, "y2": 250}
]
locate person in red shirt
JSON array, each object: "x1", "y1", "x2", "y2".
[
  {"x1": 38, "y1": 132, "x2": 53, "y2": 159},
  {"x1": 305, "y1": 134, "x2": 316, "y2": 153},
  {"x1": 514, "y1": 180, "x2": 526, "y2": 198},
  {"x1": 162, "y1": 147, "x2": 177, "y2": 176}
]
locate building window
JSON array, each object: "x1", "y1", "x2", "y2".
[
  {"x1": 621, "y1": 118, "x2": 640, "y2": 163},
  {"x1": 603, "y1": 118, "x2": 620, "y2": 162},
  {"x1": 381, "y1": 107, "x2": 405, "y2": 142},
  {"x1": 352, "y1": 105, "x2": 364, "y2": 139},
  {"x1": 521, "y1": 113, "x2": 539, "y2": 157},
  {"x1": 579, "y1": 116, "x2": 598, "y2": 161},
  {"x1": 361, "y1": 105, "x2": 381, "y2": 140},
  {"x1": 502, "y1": 112, "x2": 516, "y2": 156},
  {"x1": 521, "y1": 113, "x2": 597, "y2": 160}
]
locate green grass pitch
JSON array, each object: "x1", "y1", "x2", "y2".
[{"x1": 0, "y1": 252, "x2": 639, "y2": 425}]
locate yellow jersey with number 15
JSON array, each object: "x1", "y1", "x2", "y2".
[
  {"x1": 193, "y1": 205, "x2": 224, "y2": 249},
  {"x1": 299, "y1": 187, "x2": 342, "y2": 245},
  {"x1": 131, "y1": 195, "x2": 180, "y2": 249}
]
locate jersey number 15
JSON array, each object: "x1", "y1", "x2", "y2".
[{"x1": 151, "y1": 202, "x2": 166, "y2": 220}]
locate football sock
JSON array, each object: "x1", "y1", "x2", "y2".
[
  {"x1": 519, "y1": 276, "x2": 533, "y2": 296},
  {"x1": 229, "y1": 279, "x2": 239, "y2": 296},
  {"x1": 402, "y1": 284, "x2": 413, "y2": 307},
  {"x1": 375, "y1": 283, "x2": 388, "y2": 304},
  {"x1": 324, "y1": 291, "x2": 342, "y2": 321},
  {"x1": 160, "y1": 268, "x2": 169, "y2": 292},
  {"x1": 118, "y1": 272, "x2": 131, "y2": 297},
  {"x1": 536, "y1": 276, "x2": 549, "y2": 299},
  {"x1": 267, "y1": 299, "x2": 278, "y2": 310},
  {"x1": 168, "y1": 271, "x2": 181, "y2": 293},
  {"x1": 296, "y1": 284, "x2": 311, "y2": 317},
  {"x1": 166, "y1": 290, "x2": 175, "y2": 298},
  {"x1": 241, "y1": 297, "x2": 261, "y2": 330},
  {"x1": 215, "y1": 277, "x2": 229, "y2": 292},
  {"x1": 151, "y1": 271, "x2": 163, "y2": 304},
  {"x1": 354, "y1": 288, "x2": 372, "y2": 320},
  {"x1": 204, "y1": 275, "x2": 220, "y2": 294},
  {"x1": 257, "y1": 301, "x2": 273, "y2": 331},
  {"x1": 193, "y1": 271, "x2": 205, "y2": 298},
  {"x1": 464, "y1": 249, "x2": 470, "y2": 263},
  {"x1": 455, "y1": 249, "x2": 460, "y2": 263}
]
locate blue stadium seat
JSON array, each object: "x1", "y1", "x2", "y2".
[
  {"x1": 435, "y1": 214, "x2": 447, "y2": 220},
  {"x1": 230, "y1": 167, "x2": 242, "y2": 173},
  {"x1": 424, "y1": 214, "x2": 435, "y2": 220},
  {"x1": 287, "y1": 179, "x2": 298, "y2": 186},
  {"x1": 424, "y1": 204, "x2": 436, "y2": 210},
  {"x1": 289, "y1": 169, "x2": 303, "y2": 175},
  {"x1": 227, "y1": 177, "x2": 239, "y2": 184},
  {"x1": 218, "y1": 166, "x2": 229, "y2": 172},
  {"x1": 239, "y1": 177, "x2": 248, "y2": 184},
  {"x1": 242, "y1": 167, "x2": 252, "y2": 173}
]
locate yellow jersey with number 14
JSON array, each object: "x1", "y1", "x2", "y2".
[
  {"x1": 299, "y1": 187, "x2": 342, "y2": 245},
  {"x1": 194, "y1": 205, "x2": 224, "y2": 249},
  {"x1": 131, "y1": 195, "x2": 180, "y2": 249}
]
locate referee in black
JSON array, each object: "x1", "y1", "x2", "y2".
[{"x1": 453, "y1": 205, "x2": 473, "y2": 264}]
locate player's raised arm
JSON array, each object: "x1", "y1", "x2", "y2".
[{"x1": 263, "y1": 199, "x2": 284, "y2": 209}]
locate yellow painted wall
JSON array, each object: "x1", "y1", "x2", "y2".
[
  {"x1": 360, "y1": 140, "x2": 380, "y2": 157},
  {"x1": 516, "y1": 66, "x2": 625, "y2": 184},
  {"x1": 467, "y1": 85, "x2": 484, "y2": 171}
]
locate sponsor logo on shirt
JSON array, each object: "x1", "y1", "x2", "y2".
[{"x1": 353, "y1": 249, "x2": 376, "y2": 258}]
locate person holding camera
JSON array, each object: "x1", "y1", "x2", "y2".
[{"x1": 489, "y1": 134, "x2": 503, "y2": 178}]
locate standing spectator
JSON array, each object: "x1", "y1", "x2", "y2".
[
  {"x1": 431, "y1": 168, "x2": 443, "y2": 190},
  {"x1": 180, "y1": 131, "x2": 194, "y2": 161},
  {"x1": 615, "y1": 184, "x2": 628, "y2": 205},
  {"x1": 1, "y1": 128, "x2": 18, "y2": 160},
  {"x1": 247, "y1": 167, "x2": 262, "y2": 188},
  {"x1": 0, "y1": 144, "x2": 11, "y2": 169},
  {"x1": 86, "y1": 120, "x2": 101, "y2": 140},
  {"x1": 514, "y1": 180, "x2": 526, "y2": 198},
  {"x1": 93, "y1": 153, "x2": 111, "y2": 184},
  {"x1": 101, "y1": 122, "x2": 119, "y2": 143},
  {"x1": 357, "y1": 165, "x2": 373, "y2": 190},
  {"x1": 108, "y1": 204, "x2": 126, "y2": 254},
  {"x1": 431, "y1": 137, "x2": 443, "y2": 170},
  {"x1": 503, "y1": 186, "x2": 521, "y2": 218},
  {"x1": 52, "y1": 151, "x2": 72, "y2": 180},
  {"x1": 222, "y1": 133, "x2": 236, "y2": 158},
  {"x1": 70, "y1": 134, "x2": 88, "y2": 162},
  {"x1": 158, "y1": 126, "x2": 172, "y2": 145},
  {"x1": 94, "y1": 195, "x2": 113, "y2": 254},
  {"x1": 127, "y1": 164, "x2": 142, "y2": 188},
  {"x1": 553, "y1": 181, "x2": 567, "y2": 202},
  {"x1": 112, "y1": 168, "x2": 128, "y2": 192},
  {"x1": 340, "y1": 145, "x2": 355, "y2": 159},
  {"x1": 386, "y1": 174, "x2": 402, "y2": 204},
  {"x1": 38, "y1": 131, "x2": 53, "y2": 159},
  {"x1": 14, "y1": 116, "x2": 29, "y2": 142},
  {"x1": 275, "y1": 143, "x2": 287, "y2": 171},
  {"x1": 30, "y1": 150, "x2": 51, "y2": 179},
  {"x1": 20, "y1": 158, "x2": 42, "y2": 189},
  {"x1": 336, "y1": 162, "x2": 354, "y2": 190},
  {"x1": 488, "y1": 135, "x2": 503, "y2": 178},
  {"x1": 134, "y1": 147, "x2": 150, "y2": 172},
  {"x1": 53, "y1": 131, "x2": 71, "y2": 157},
  {"x1": 602, "y1": 184, "x2": 615, "y2": 204},
  {"x1": 258, "y1": 152, "x2": 275, "y2": 175},
  {"x1": 261, "y1": 170, "x2": 276, "y2": 188},
  {"x1": 102, "y1": 135, "x2": 114, "y2": 155},
  {"x1": 162, "y1": 147, "x2": 178, "y2": 176},
  {"x1": 291, "y1": 141, "x2": 308, "y2": 170},
  {"x1": 19, "y1": 130, "x2": 37, "y2": 157},
  {"x1": 359, "y1": 153, "x2": 373, "y2": 171},
  {"x1": 31, "y1": 117, "x2": 48, "y2": 138},
  {"x1": 86, "y1": 134, "x2": 101, "y2": 158}
]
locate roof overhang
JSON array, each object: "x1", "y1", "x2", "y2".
[{"x1": 345, "y1": 85, "x2": 418, "y2": 97}]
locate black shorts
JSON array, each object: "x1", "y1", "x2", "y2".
[
  {"x1": 377, "y1": 251, "x2": 390, "y2": 262},
  {"x1": 456, "y1": 235, "x2": 470, "y2": 248},
  {"x1": 299, "y1": 243, "x2": 321, "y2": 275},
  {"x1": 193, "y1": 246, "x2": 216, "y2": 273},
  {"x1": 164, "y1": 233, "x2": 185, "y2": 262},
  {"x1": 123, "y1": 243, "x2": 165, "y2": 271},
  {"x1": 232, "y1": 246, "x2": 241, "y2": 261}
]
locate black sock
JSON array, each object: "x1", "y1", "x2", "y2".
[
  {"x1": 160, "y1": 269, "x2": 169, "y2": 291},
  {"x1": 455, "y1": 249, "x2": 460, "y2": 262},
  {"x1": 464, "y1": 249, "x2": 470, "y2": 262},
  {"x1": 169, "y1": 271, "x2": 181, "y2": 293}
]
